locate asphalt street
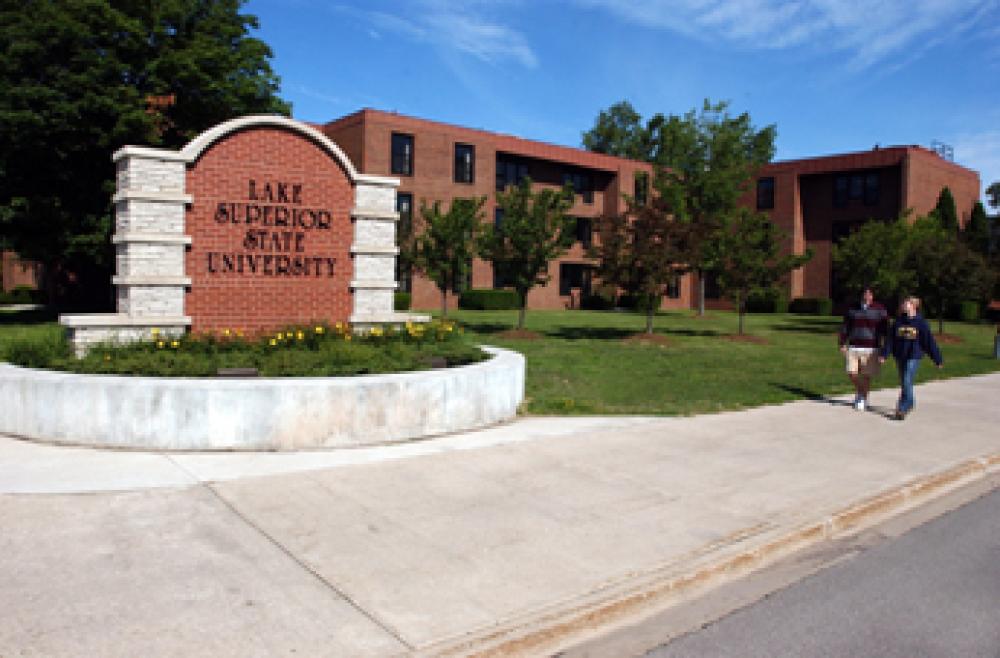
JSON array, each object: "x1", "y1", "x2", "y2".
[{"x1": 647, "y1": 488, "x2": 1000, "y2": 658}]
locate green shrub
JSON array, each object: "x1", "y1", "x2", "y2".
[
  {"x1": 1, "y1": 321, "x2": 487, "y2": 376},
  {"x1": 745, "y1": 289, "x2": 788, "y2": 313},
  {"x1": 0, "y1": 286, "x2": 45, "y2": 305},
  {"x1": 790, "y1": 297, "x2": 834, "y2": 315},
  {"x1": 394, "y1": 292, "x2": 411, "y2": 311},
  {"x1": 459, "y1": 288, "x2": 520, "y2": 310},
  {"x1": 580, "y1": 289, "x2": 615, "y2": 310},
  {"x1": 617, "y1": 294, "x2": 662, "y2": 313},
  {"x1": 947, "y1": 300, "x2": 980, "y2": 322}
]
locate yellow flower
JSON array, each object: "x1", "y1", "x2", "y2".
[
  {"x1": 170, "y1": 340, "x2": 180, "y2": 349},
  {"x1": 344, "y1": 333, "x2": 352, "y2": 341},
  {"x1": 296, "y1": 331, "x2": 304, "y2": 341},
  {"x1": 103, "y1": 354, "x2": 111, "y2": 362},
  {"x1": 156, "y1": 340, "x2": 165, "y2": 349},
  {"x1": 236, "y1": 329, "x2": 244, "y2": 338},
  {"x1": 315, "y1": 326, "x2": 324, "y2": 335},
  {"x1": 222, "y1": 328, "x2": 231, "y2": 337},
  {"x1": 371, "y1": 327, "x2": 383, "y2": 337},
  {"x1": 151, "y1": 327, "x2": 160, "y2": 336}
]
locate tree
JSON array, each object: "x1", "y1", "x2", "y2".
[
  {"x1": 581, "y1": 100, "x2": 650, "y2": 161},
  {"x1": 0, "y1": 0, "x2": 289, "y2": 308},
  {"x1": 831, "y1": 216, "x2": 915, "y2": 304},
  {"x1": 932, "y1": 187, "x2": 959, "y2": 233},
  {"x1": 592, "y1": 198, "x2": 693, "y2": 334},
  {"x1": 714, "y1": 209, "x2": 812, "y2": 335},
  {"x1": 649, "y1": 100, "x2": 777, "y2": 316},
  {"x1": 986, "y1": 181, "x2": 1000, "y2": 210},
  {"x1": 411, "y1": 197, "x2": 485, "y2": 317},
  {"x1": 908, "y1": 217, "x2": 994, "y2": 335},
  {"x1": 964, "y1": 201, "x2": 992, "y2": 256},
  {"x1": 477, "y1": 178, "x2": 575, "y2": 329}
]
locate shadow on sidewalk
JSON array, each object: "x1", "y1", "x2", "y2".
[{"x1": 770, "y1": 383, "x2": 897, "y2": 420}]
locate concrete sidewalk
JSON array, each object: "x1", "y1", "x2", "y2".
[{"x1": 1, "y1": 374, "x2": 998, "y2": 657}]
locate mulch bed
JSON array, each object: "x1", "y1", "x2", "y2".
[
  {"x1": 722, "y1": 334, "x2": 770, "y2": 345},
  {"x1": 934, "y1": 333, "x2": 965, "y2": 345},
  {"x1": 622, "y1": 333, "x2": 672, "y2": 347},
  {"x1": 497, "y1": 329, "x2": 543, "y2": 340}
]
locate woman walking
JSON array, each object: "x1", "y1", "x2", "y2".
[{"x1": 879, "y1": 296, "x2": 943, "y2": 421}]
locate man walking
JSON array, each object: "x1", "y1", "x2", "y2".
[{"x1": 839, "y1": 286, "x2": 888, "y2": 411}]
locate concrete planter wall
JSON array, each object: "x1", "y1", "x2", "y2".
[{"x1": 0, "y1": 347, "x2": 524, "y2": 451}]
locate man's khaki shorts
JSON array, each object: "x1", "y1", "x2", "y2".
[{"x1": 846, "y1": 349, "x2": 880, "y2": 377}]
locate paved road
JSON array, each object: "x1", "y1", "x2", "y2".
[{"x1": 647, "y1": 488, "x2": 1000, "y2": 658}]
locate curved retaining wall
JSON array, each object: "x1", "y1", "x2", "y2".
[{"x1": 0, "y1": 347, "x2": 524, "y2": 451}]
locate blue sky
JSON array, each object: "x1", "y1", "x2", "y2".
[{"x1": 246, "y1": 0, "x2": 1000, "y2": 199}]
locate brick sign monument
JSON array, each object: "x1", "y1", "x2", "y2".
[{"x1": 62, "y1": 116, "x2": 420, "y2": 353}]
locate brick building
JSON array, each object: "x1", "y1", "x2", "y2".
[
  {"x1": 324, "y1": 109, "x2": 657, "y2": 310},
  {"x1": 747, "y1": 146, "x2": 981, "y2": 304},
  {"x1": 325, "y1": 110, "x2": 981, "y2": 311},
  {"x1": 1, "y1": 250, "x2": 42, "y2": 293}
]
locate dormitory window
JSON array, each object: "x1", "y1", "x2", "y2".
[
  {"x1": 666, "y1": 276, "x2": 680, "y2": 299},
  {"x1": 864, "y1": 172, "x2": 879, "y2": 206},
  {"x1": 454, "y1": 143, "x2": 474, "y2": 184},
  {"x1": 756, "y1": 177, "x2": 775, "y2": 210},
  {"x1": 563, "y1": 171, "x2": 593, "y2": 204},
  {"x1": 391, "y1": 133, "x2": 413, "y2": 176},
  {"x1": 833, "y1": 175, "x2": 849, "y2": 208},
  {"x1": 496, "y1": 156, "x2": 529, "y2": 191},
  {"x1": 574, "y1": 217, "x2": 592, "y2": 248},
  {"x1": 849, "y1": 174, "x2": 864, "y2": 200},
  {"x1": 559, "y1": 263, "x2": 592, "y2": 296},
  {"x1": 395, "y1": 193, "x2": 413, "y2": 292},
  {"x1": 635, "y1": 171, "x2": 649, "y2": 206}
]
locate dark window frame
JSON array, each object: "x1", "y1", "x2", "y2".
[
  {"x1": 574, "y1": 217, "x2": 593, "y2": 248},
  {"x1": 864, "y1": 172, "x2": 879, "y2": 206},
  {"x1": 833, "y1": 175, "x2": 849, "y2": 208},
  {"x1": 395, "y1": 193, "x2": 414, "y2": 292},
  {"x1": 391, "y1": 133, "x2": 414, "y2": 176},
  {"x1": 559, "y1": 263, "x2": 592, "y2": 296},
  {"x1": 454, "y1": 143, "x2": 475, "y2": 184},
  {"x1": 496, "y1": 155, "x2": 530, "y2": 191},
  {"x1": 756, "y1": 177, "x2": 775, "y2": 210},
  {"x1": 635, "y1": 171, "x2": 649, "y2": 207}
]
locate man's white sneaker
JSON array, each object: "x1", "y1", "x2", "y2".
[{"x1": 853, "y1": 399, "x2": 866, "y2": 411}]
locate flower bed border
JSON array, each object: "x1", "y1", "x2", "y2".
[{"x1": 0, "y1": 346, "x2": 524, "y2": 451}]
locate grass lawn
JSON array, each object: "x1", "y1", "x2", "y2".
[
  {"x1": 3, "y1": 306, "x2": 999, "y2": 415},
  {"x1": 445, "y1": 308, "x2": 1000, "y2": 415}
]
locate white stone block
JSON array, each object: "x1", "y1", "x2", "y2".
[
  {"x1": 354, "y1": 183, "x2": 396, "y2": 214},
  {"x1": 352, "y1": 254, "x2": 395, "y2": 282}
]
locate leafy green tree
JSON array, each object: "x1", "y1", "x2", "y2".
[
  {"x1": 932, "y1": 187, "x2": 959, "y2": 233},
  {"x1": 831, "y1": 216, "x2": 915, "y2": 304},
  {"x1": 650, "y1": 100, "x2": 777, "y2": 315},
  {"x1": 477, "y1": 179, "x2": 575, "y2": 330},
  {"x1": 964, "y1": 201, "x2": 992, "y2": 256},
  {"x1": 0, "y1": 0, "x2": 289, "y2": 308},
  {"x1": 581, "y1": 100, "x2": 650, "y2": 161},
  {"x1": 908, "y1": 217, "x2": 994, "y2": 334},
  {"x1": 411, "y1": 197, "x2": 485, "y2": 317},
  {"x1": 592, "y1": 198, "x2": 693, "y2": 334},
  {"x1": 583, "y1": 99, "x2": 777, "y2": 315},
  {"x1": 715, "y1": 209, "x2": 812, "y2": 335},
  {"x1": 986, "y1": 181, "x2": 1000, "y2": 210}
]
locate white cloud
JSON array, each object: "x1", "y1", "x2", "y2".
[
  {"x1": 575, "y1": 0, "x2": 995, "y2": 71},
  {"x1": 950, "y1": 129, "x2": 1000, "y2": 202},
  {"x1": 340, "y1": 1, "x2": 538, "y2": 69}
]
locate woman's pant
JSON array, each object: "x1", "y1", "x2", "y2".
[{"x1": 897, "y1": 358, "x2": 920, "y2": 414}]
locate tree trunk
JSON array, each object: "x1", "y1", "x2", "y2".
[
  {"x1": 646, "y1": 307, "x2": 654, "y2": 334},
  {"x1": 517, "y1": 304, "x2": 527, "y2": 330},
  {"x1": 441, "y1": 289, "x2": 448, "y2": 318},
  {"x1": 738, "y1": 294, "x2": 746, "y2": 336},
  {"x1": 698, "y1": 271, "x2": 706, "y2": 317}
]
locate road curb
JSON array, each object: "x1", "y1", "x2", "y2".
[{"x1": 420, "y1": 452, "x2": 1000, "y2": 657}]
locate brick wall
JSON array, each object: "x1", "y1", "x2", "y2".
[{"x1": 185, "y1": 127, "x2": 354, "y2": 334}]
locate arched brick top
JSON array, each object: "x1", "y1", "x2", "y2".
[{"x1": 179, "y1": 115, "x2": 361, "y2": 182}]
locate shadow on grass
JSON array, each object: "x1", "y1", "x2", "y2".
[
  {"x1": 546, "y1": 326, "x2": 634, "y2": 340},
  {"x1": 0, "y1": 308, "x2": 58, "y2": 326},
  {"x1": 661, "y1": 328, "x2": 724, "y2": 337},
  {"x1": 771, "y1": 324, "x2": 840, "y2": 335},
  {"x1": 458, "y1": 321, "x2": 513, "y2": 335}
]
